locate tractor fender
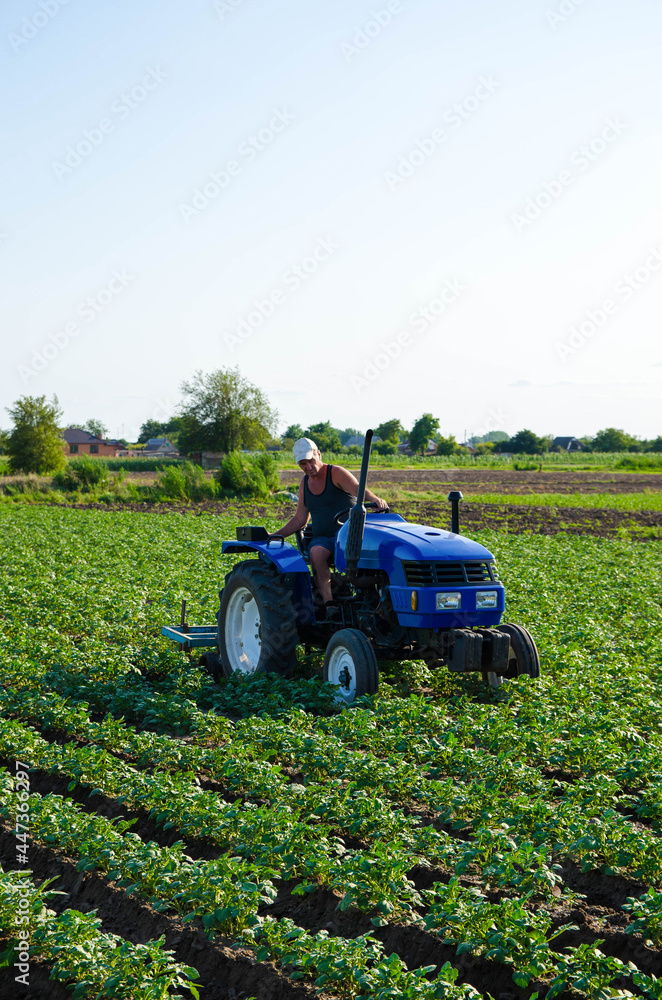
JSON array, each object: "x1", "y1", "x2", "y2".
[{"x1": 221, "y1": 540, "x2": 314, "y2": 625}]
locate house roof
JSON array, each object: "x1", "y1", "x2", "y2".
[
  {"x1": 144, "y1": 438, "x2": 178, "y2": 451},
  {"x1": 63, "y1": 427, "x2": 103, "y2": 444},
  {"x1": 552, "y1": 436, "x2": 580, "y2": 447},
  {"x1": 344, "y1": 435, "x2": 381, "y2": 448}
]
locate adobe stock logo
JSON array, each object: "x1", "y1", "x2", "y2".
[
  {"x1": 340, "y1": 2, "x2": 404, "y2": 62},
  {"x1": 18, "y1": 270, "x2": 134, "y2": 382},
  {"x1": 8, "y1": 0, "x2": 73, "y2": 53},
  {"x1": 179, "y1": 108, "x2": 295, "y2": 223},
  {"x1": 554, "y1": 245, "x2": 662, "y2": 362},
  {"x1": 52, "y1": 67, "x2": 168, "y2": 180},
  {"x1": 213, "y1": 0, "x2": 249, "y2": 18},
  {"x1": 384, "y1": 76, "x2": 501, "y2": 192},
  {"x1": 350, "y1": 278, "x2": 467, "y2": 392},
  {"x1": 223, "y1": 237, "x2": 339, "y2": 350},
  {"x1": 546, "y1": 0, "x2": 589, "y2": 30},
  {"x1": 511, "y1": 118, "x2": 627, "y2": 233}
]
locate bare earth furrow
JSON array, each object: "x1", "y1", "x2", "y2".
[{"x1": 0, "y1": 823, "x2": 320, "y2": 1000}]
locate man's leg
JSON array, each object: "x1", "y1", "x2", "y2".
[{"x1": 309, "y1": 544, "x2": 333, "y2": 604}]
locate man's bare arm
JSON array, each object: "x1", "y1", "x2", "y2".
[
  {"x1": 331, "y1": 466, "x2": 388, "y2": 510},
  {"x1": 271, "y1": 481, "x2": 310, "y2": 537}
]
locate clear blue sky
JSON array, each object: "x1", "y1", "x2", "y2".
[{"x1": 2, "y1": 0, "x2": 661, "y2": 441}]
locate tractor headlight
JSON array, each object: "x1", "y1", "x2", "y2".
[
  {"x1": 476, "y1": 590, "x2": 498, "y2": 609},
  {"x1": 436, "y1": 592, "x2": 461, "y2": 610}
]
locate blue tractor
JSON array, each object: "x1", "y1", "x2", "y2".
[{"x1": 164, "y1": 431, "x2": 539, "y2": 704}]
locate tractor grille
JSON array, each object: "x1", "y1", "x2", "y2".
[{"x1": 402, "y1": 560, "x2": 497, "y2": 587}]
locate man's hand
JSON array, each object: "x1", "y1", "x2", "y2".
[{"x1": 369, "y1": 495, "x2": 388, "y2": 511}]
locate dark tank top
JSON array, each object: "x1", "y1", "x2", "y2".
[{"x1": 303, "y1": 466, "x2": 356, "y2": 536}]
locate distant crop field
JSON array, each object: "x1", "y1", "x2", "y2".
[
  {"x1": 274, "y1": 450, "x2": 662, "y2": 472},
  {"x1": 1, "y1": 504, "x2": 662, "y2": 999}
]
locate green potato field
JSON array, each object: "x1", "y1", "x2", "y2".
[{"x1": 1, "y1": 502, "x2": 662, "y2": 1000}]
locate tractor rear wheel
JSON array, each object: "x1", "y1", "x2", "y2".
[
  {"x1": 498, "y1": 623, "x2": 540, "y2": 679},
  {"x1": 323, "y1": 629, "x2": 379, "y2": 707},
  {"x1": 217, "y1": 560, "x2": 297, "y2": 678}
]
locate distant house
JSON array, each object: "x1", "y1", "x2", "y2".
[
  {"x1": 143, "y1": 438, "x2": 180, "y2": 457},
  {"x1": 343, "y1": 435, "x2": 382, "y2": 449},
  {"x1": 62, "y1": 428, "x2": 121, "y2": 457},
  {"x1": 552, "y1": 436, "x2": 583, "y2": 452},
  {"x1": 397, "y1": 438, "x2": 436, "y2": 456}
]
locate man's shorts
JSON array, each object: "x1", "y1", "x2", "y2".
[{"x1": 308, "y1": 536, "x2": 336, "y2": 556}]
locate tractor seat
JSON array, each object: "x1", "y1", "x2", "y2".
[
  {"x1": 295, "y1": 525, "x2": 335, "y2": 567},
  {"x1": 295, "y1": 524, "x2": 313, "y2": 562}
]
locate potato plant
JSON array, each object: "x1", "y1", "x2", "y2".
[{"x1": 1, "y1": 505, "x2": 662, "y2": 998}]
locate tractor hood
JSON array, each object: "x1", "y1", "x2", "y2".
[{"x1": 334, "y1": 512, "x2": 495, "y2": 573}]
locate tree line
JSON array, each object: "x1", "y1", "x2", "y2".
[{"x1": 2, "y1": 367, "x2": 661, "y2": 474}]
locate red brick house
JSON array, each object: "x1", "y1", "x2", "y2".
[{"x1": 62, "y1": 428, "x2": 122, "y2": 457}]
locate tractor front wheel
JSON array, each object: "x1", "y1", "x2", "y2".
[
  {"x1": 498, "y1": 623, "x2": 540, "y2": 679},
  {"x1": 217, "y1": 560, "x2": 297, "y2": 678},
  {"x1": 323, "y1": 629, "x2": 379, "y2": 707}
]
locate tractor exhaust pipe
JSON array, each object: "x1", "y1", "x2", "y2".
[
  {"x1": 345, "y1": 429, "x2": 373, "y2": 573},
  {"x1": 447, "y1": 490, "x2": 463, "y2": 534}
]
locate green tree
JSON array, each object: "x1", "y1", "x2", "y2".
[
  {"x1": 372, "y1": 440, "x2": 398, "y2": 455},
  {"x1": 375, "y1": 419, "x2": 404, "y2": 443},
  {"x1": 592, "y1": 427, "x2": 640, "y2": 452},
  {"x1": 178, "y1": 368, "x2": 278, "y2": 455},
  {"x1": 474, "y1": 430, "x2": 509, "y2": 447},
  {"x1": 649, "y1": 436, "x2": 662, "y2": 453},
  {"x1": 282, "y1": 423, "x2": 305, "y2": 442},
  {"x1": 175, "y1": 413, "x2": 209, "y2": 457},
  {"x1": 475, "y1": 441, "x2": 495, "y2": 455},
  {"x1": 506, "y1": 428, "x2": 544, "y2": 454},
  {"x1": 435, "y1": 434, "x2": 458, "y2": 456},
  {"x1": 409, "y1": 413, "x2": 440, "y2": 455},
  {"x1": 84, "y1": 419, "x2": 108, "y2": 439},
  {"x1": 138, "y1": 419, "x2": 166, "y2": 444},
  {"x1": 137, "y1": 417, "x2": 182, "y2": 444},
  {"x1": 0, "y1": 428, "x2": 9, "y2": 454},
  {"x1": 305, "y1": 421, "x2": 342, "y2": 453},
  {"x1": 339, "y1": 427, "x2": 360, "y2": 444},
  {"x1": 6, "y1": 395, "x2": 66, "y2": 474}
]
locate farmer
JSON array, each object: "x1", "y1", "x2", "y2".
[{"x1": 271, "y1": 437, "x2": 388, "y2": 613}]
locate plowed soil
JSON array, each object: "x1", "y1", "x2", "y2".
[
  {"x1": 393, "y1": 500, "x2": 662, "y2": 538},
  {"x1": 13, "y1": 470, "x2": 662, "y2": 538},
  {"x1": 62, "y1": 498, "x2": 662, "y2": 539},
  {"x1": 283, "y1": 469, "x2": 662, "y2": 494},
  {"x1": 2, "y1": 749, "x2": 660, "y2": 1000},
  {"x1": 0, "y1": 823, "x2": 318, "y2": 1000}
]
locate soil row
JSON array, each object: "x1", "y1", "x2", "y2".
[
  {"x1": 282, "y1": 469, "x2": 662, "y2": 494},
  {"x1": 395, "y1": 501, "x2": 662, "y2": 538},
  {"x1": 1, "y1": 738, "x2": 659, "y2": 997},
  {"x1": 54, "y1": 498, "x2": 662, "y2": 539},
  {"x1": 0, "y1": 822, "x2": 315, "y2": 1000},
  {"x1": 5, "y1": 739, "x2": 654, "y2": 919}
]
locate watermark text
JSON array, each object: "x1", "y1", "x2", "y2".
[{"x1": 555, "y1": 244, "x2": 662, "y2": 362}]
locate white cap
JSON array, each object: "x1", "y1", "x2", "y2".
[{"x1": 293, "y1": 437, "x2": 318, "y2": 462}]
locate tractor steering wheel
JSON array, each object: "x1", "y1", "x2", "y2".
[{"x1": 334, "y1": 501, "x2": 389, "y2": 526}]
